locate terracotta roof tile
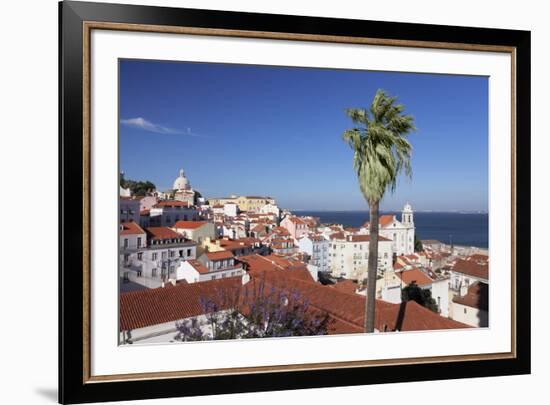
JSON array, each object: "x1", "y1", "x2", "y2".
[
  {"x1": 205, "y1": 251, "x2": 235, "y2": 261},
  {"x1": 453, "y1": 259, "x2": 489, "y2": 280},
  {"x1": 145, "y1": 227, "x2": 184, "y2": 241},
  {"x1": 120, "y1": 221, "x2": 146, "y2": 235},
  {"x1": 154, "y1": 200, "x2": 192, "y2": 208},
  {"x1": 397, "y1": 268, "x2": 433, "y2": 286},
  {"x1": 173, "y1": 220, "x2": 209, "y2": 229},
  {"x1": 452, "y1": 282, "x2": 488, "y2": 311},
  {"x1": 119, "y1": 278, "x2": 241, "y2": 330},
  {"x1": 120, "y1": 256, "x2": 470, "y2": 333}
]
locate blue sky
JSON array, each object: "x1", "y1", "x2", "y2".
[{"x1": 119, "y1": 59, "x2": 488, "y2": 212}]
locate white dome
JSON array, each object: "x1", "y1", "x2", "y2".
[
  {"x1": 173, "y1": 169, "x2": 190, "y2": 191},
  {"x1": 403, "y1": 203, "x2": 413, "y2": 212}
]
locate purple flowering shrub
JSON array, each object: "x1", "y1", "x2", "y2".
[{"x1": 175, "y1": 277, "x2": 330, "y2": 341}]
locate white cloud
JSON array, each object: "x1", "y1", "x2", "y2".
[
  {"x1": 120, "y1": 117, "x2": 182, "y2": 134},
  {"x1": 121, "y1": 117, "x2": 211, "y2": 137}
]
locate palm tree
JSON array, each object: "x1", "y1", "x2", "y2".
[{"x1": 342, "y1": 89, "x2": 415, "y2": 333}]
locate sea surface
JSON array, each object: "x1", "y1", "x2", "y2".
[{"x1": 295, "y1": 211, "x2": 488, "y2": 248}]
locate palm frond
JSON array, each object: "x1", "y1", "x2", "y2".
[{"x1": 343, "y1": 89, "x2": 416, "y2": 204}]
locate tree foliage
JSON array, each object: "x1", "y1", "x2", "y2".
[
  {"x1": 342, "y1": 89, "x2": 416, "y2": 204},
  {"x1": 401, "y1": 281, "x2": 438, "y2": 313},
  {"x1": 120, "y1": 173, "x2": 156, "y2": 196},
  {"x1": 175, "y1": 278, "x2": 330, "y2": 341},
  {"x1": 414, "y1": 235, "x2": 423, "y2": 252}
]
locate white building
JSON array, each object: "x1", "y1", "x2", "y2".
[
  {"x1": 119, "y1": 185, "x2": 131, "y2": 197},
  {"x1": 361, "y1": 203, "x2": 415, "y2": 256},
  {"x1": 297, "y1": 234, "x2": 330, "y2": 273},
  {"x1": 120, "y1": 197, "x2": 140, "y2": 223},
  {"x1": 223, "y1": 203, "x2": 238, "y2": 217},
  {"x1": 172, "y1": 220, "x2": 216, "y2": 246},
  {"x1": 177, "y1": 251, "x2": 244, "y2": 283},
  {"x1": 259, "y1": 203, "x2": 280, "y2": 219},
  {"x1": 119, "y1": 225, "x2": 197, "y2": 289},
  {"x1": 328, "y1": 233, "x2": 393, "y2": 280},
  {"x1": 177, "y1": 256, "x2": 244, "y2": 284},
  {"x1": 450, "y1": 257, "x2": 488, "y2": 295},
  {"x1": 149, "y1": 200, "x2": 200, "y2": 227},
  {"x1": 451, "y1": 282, "x2": 488, "y2": 327},
  {"x1": 172, "y1": 168, "x2": 196, "y2": 205}
]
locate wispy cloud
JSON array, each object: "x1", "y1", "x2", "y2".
[{"x1": 120, "y1": 117, "x2": 211, "y2": 138}]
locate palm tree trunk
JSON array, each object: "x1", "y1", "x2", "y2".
[{"x1": 365, "y1": 200, "x2": 379, "y2": 333}]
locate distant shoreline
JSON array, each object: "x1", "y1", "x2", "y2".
[{"x1": 290, "y1": 209, "x2": 488, "y2": 214}]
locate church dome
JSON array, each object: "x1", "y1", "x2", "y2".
[
  {"x1": 403, "y1": 202, "x2": 413, "y2": 212},
  {"x1": 173, "y1": 169, "x2": 190, "y2": 191}
]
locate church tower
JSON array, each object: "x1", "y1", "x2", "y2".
[{"x1": 401, "y1": 203, "x2": 414, "y2": 226}]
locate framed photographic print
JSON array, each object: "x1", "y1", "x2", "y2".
[{"x1": 59, "y1": 0, "x2": 531, "y2": 403}]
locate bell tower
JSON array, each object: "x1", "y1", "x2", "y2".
[{"x1": 402, "y1": 203, "x2": 414, "y2": 226}]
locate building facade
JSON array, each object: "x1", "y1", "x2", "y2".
[
  {"x1": 297, "y1": 234, "x2": 330, "y2": 273},
  {"x1": 361, "y1": 204, "x2": 415, "y2": 256},
  {"x1": 328, "y1": 234, "x2": 393, "y2": 280}
]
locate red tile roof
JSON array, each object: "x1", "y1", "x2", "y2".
[
  {"x1": 154, "y1": 200, "x2": 192, "y2": 208},
  {"x1": 250, "y1": 270, "x2": 467, "y2": 334},
  {"x1": 272, "y1": 226, "x2": 290, "y2": 235},
  {"x1": 238, "y1": 255, "x2": 313, "y2": 282},
  {"x1": 362, "y1": 215, "x2": 396, "y2": 228},
  {"x1": 330, "y1": 232, "x2": 346, "y2": 240},
  {"x1": 288, "y1": 216, "x2": 306, "y2": 225},
  {"x1": 173, "y1": 220, "x2": 208, "y2": 229},
  {"x1": 186, "y1": 260, "x2": 210, "y2": 275},
  {"x1": 467, "y1": 254, "x2": 489, "y2": 262},
  {"x1": 349, "y1": 234, "x2": 391, "y2": 242},
  {"x1": 397, "y1": 268, "x2": 433, "y2": 287},
  {"x1": 205, "y1": 251, "x2": 235, "y2": 261},
  {"x1": 120, "y1": 255, "x2": 469, "y2": 333},
  {"x1": 120, "y1": 221, "x2": 146, "y2": 235},
  {"x1": 218, "y1": 239, "x2": 253, "y2": 250},
  {"x1": 145, "y1": 227, "x2": 184, "y2": 241},
  {"x1": 119, "y1": 278, "x2": 242, "y2": 330},
  {"x1": 452, "y1": 282, "x2": 489, "y2": 311},
  {"x1": 453, "y1": 259, "x2": 489, "y2": 280},
  {"x1": 332, "y1": 279, "x2": 358, "y2": 294}
]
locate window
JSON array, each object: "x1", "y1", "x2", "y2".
[
  {"x1": 123, "y1": 238, "x2": 128, "y2": 248},
  {"x1": 137, "y1": 270, "x2": 142, "y2": 277},
  {"x1": 162, "y1": 252, "x2": 167, "y2": 259},
  {"x1": 152, "y1": 252, "x2": 158, "y2": 260},
  {"x1": 152, "y1": 268, "x2": 157, "y2": 277},
  {"x1": 137, "y1": 237, "x2": 142, "y2": 247},
  {"x1": 123, "y1": 254, "x2": 129, "y2": 263},
  {"x1": 464, "y1": 308, "x2": 467, "y2": 314},
  {"x1": 137, "y1": 252, "x2": 143, "y2": 261},
  {"x1": 170, "y1": 251, "x2": 175, "y2": 258}
]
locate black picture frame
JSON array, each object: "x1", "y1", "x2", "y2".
[{"x1": 59, "y1": 1, "x2": 531, "y2": 403}]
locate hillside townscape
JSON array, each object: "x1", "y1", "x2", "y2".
[{"x1": 119, "y1": 168, "x2": 489, "y2": 344}]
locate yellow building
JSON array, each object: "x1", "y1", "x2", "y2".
[{"x1": 207, "y1": 195, "x2": 275, "y2": 213}]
